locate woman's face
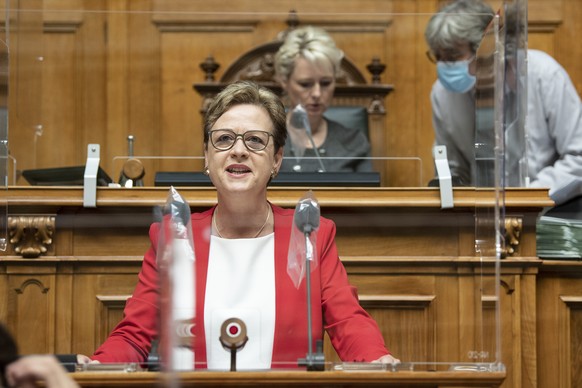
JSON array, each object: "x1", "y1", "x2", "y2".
[
  {"x1": 282, "y1": 56, "x2": 335, "y2": 120},
  {"x1": 205, "y1": 104, "x2": 283, "y2": 197}
]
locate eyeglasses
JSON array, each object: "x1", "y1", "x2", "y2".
[{"x1": 209, "y1": 129, "x2": 274, "y2": 152}]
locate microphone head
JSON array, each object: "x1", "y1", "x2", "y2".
[
  {"x1": 294, "y1": 198, "x2": 320, "y2": 234},
  {"x1": 290, "y1": 105, "x2": 311, "y2": 135}
]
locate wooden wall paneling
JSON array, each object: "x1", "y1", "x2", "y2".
[
  {"x1": 386, "y1": 2, "x2": 428, "y2": 187},
  {"x1": 517, "y1": 266, "x2": 538, "y2": 388},
  {"x1": 95, "y1": 294, "x2": 131, "y2": 346},
  {"x1": 559, "y1": 0, "x2": 582, "y2": 96},
  {"x1": 6, "y1": 0, "x2": 582, "y2": 188},
  {"x1": 416, "y1": 0, "x2": 441, "y2": 189},
  {"x1": 105, "y1": 0, "x2": 131, "y2": 181},
  {"x1": 323, "y1": 294, "x2": 437, "y2": 367},
  {"x1": 54, "y1": 209, "x2": 77, "y2": 256},
  {"x1": 457, "y1": 274, "x2": 477, "y2": 363},
  {"x1": 557, "y1": 296, "x2": 578, "y2": 388},
  {"x1": 536, "y1": 274, "x2": 560, "y2": 388},
  {"x1": 331, "y1": 209, "x2": 461, "y2": 257},
  {"x1": 479, "y1": 262, "x2": 538, "y2": 388},
  {"x1": 537, "y1": 265, "x2": 582, "y2": 388},
  {"x1": 68, "y1": 210, "x2": 151, "y2": 256},
  {"x1": 364, "y1": 295, "x2": 437, "y2": 368},
  {"x1": 323, "y1": 292, "x2": 438, "y2": 365},
  {"x1": 7, "y1": 269, "x2": 56, "y2": 354},
  {"x1": 72, "y1": 262, "x2": 141, "y2": 357},
  {"x1": 9, "y1": 2, "x2": 44, "y2": 183},
  {"x1": 556, "y1": 276, "x2": 582, "y2": 388},
  {"x1": 125, "y1": 0, "x2": 161, "y2": 186},
  {"x1": 77, "y1": 2, "x2": 107, "y2": 168},
  {"x1": 346, "y1": 264, "x2": 441, "y2": 365},
  {"x1": 9, "y1": 1, "x2": 108, "y2": 183},
  {"x1": 528, "y1": 0, "x2": 582, "y2": 97},
  {"x1": 160, "y1": 30, "x2": 247, "y2": 174},
  {"x1": 435, "y1": 272, "x2": 460, "y2": 364},
  {"x1": 497, "y1": 274, "x2": 519, "y2": 388},
  {"x1": 54, "y1": 263, "x2": 74, "y2": 354},
  {"x1": 563, "y1": 298, "x2": 582, "y2": 388},
  {"x1": 558, "y1": 295, "x2": 582, "y2": 388},
  {"x1": 527, "y1": 0, "x2": 561, "y2": 57},
  {"x1": 73, "y1": 267, "x2": 102, "y2": 356},
  {"x1": 482, "y1": 294, "x2": 498, "y2": 366},
  {"x1": 478, "y1": 275, "x2": 499, "y2": 366},
  {"x1": 41, "y1": 31, "x2": 77, "y2": 168},
  {"x1": 0, "y1": 263, "x2": 7, "y2": 326},
  {"x1": 504, "y1": 278, "x2": 520, "y2": 388}
]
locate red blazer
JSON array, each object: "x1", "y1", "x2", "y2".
[{"x1": 93, "y1": 204, "x2": 389, "y2": 367}]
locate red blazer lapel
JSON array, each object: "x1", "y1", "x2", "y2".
[{"x1": 191, "y1": 207, "x2": 213, "y2": 368}]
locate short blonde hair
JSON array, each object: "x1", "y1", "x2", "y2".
[
  {"x1": 203, "y1": 81, "x2": 287, "y2": 153},
  {"x1": 275, "y1": 26, "x2": 344, "y2": 80}
]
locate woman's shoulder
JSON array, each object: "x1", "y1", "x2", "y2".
[
  {"x1": 326, "y1": 117, "x2": 362, "y2": 136},
  {"x1": 325, "y1": 118, "x2": 370, "y2": 155}
]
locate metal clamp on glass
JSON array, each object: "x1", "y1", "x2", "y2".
[
  {"x1": 83, "y1": 144, "x2": 100, "y2": 208},
  {"x1": 433, "y1": 145, "x2": 454, "y2": 209}
]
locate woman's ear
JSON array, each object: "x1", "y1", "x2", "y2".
[{"x1": 273, "y1": 146, "x2": 284, "y2": 171}]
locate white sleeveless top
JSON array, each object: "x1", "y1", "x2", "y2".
[{"x1": 204, "y1": 234, "x2": 276, "y2": 370}]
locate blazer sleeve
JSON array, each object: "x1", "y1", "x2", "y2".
[
  {"x1": 317, "y1": 217, "x2": 390, "y2": 361},
  {"x1": 92, "y1": 223, "x2": 161, "y2": 363}
]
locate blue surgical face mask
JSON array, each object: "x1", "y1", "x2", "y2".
[{"x1": 437, "y1": 58, "x2": 476, "y2": 93}]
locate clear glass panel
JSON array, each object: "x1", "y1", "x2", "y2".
[
  {"x1": 0, "y1": 1, "x2": 7, "y2": 251},
  {"x1": 474, "y1": 12, "x2": 504, "y2": 368},
  {"x1": 4, "y1": 2, "x2": 511, "y2": 378},
  {"x1": 503, "y1": 0, "x2": 529, "y2": 188},
  {"x1": 8, "y1": 0, "x2": 42, "y2": 181}
]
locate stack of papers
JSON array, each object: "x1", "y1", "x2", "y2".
[{"x1": 537, "y1": 216, "x2": 582, "y2": 259}]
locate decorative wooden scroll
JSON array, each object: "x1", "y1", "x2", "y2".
[{"x1": 8, "y1": 215, "x2": 56, "y2": 258}]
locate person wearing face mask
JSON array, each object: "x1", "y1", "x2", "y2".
[
  {"x1": 275, "y1": 26, "x2": 373, "y2": 173},
  {"x1": 425, "y1": 0, "x2": 582, "y2": 205}
]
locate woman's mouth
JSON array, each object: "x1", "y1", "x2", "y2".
[{"x1": 226, "y1": 166, "x2": 251, "y2": 175}]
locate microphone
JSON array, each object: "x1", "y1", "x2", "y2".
[
  {"x1": 219, "y1": 318, "x2": 248, "y2": 372},
  {"x1": 293, "y1": 197, "x2": 320, "y2": 235},
  {"x1": 290, "y1": 105, "x2": 326, "y2": 172},
  {"x1": 291, "y1": 194, "x2": 325, "y2": 370}
]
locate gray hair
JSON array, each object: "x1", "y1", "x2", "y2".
[
  {"x1": 274, "y1": 26, "x2": 344, "y2": 80},
  {"x1": 425, "y1": 0, "x2": 495, "y2": 55}
]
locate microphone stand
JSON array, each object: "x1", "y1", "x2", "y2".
[
  {"x1": 298, "y1": 229, "x2": 325, "y2": 371},
  {"x1": 305, "y1": 131, "x2": 326, "y2": 173},
  {"x1": 291, "y1": 105, "x2": 326, "y2": 173}
]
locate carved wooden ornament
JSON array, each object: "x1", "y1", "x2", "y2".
[{"x1": 8, "y1": 216, "x2": 56, "y2": 258}]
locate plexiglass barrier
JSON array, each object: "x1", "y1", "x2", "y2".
[
  {"x1": 0, "y1": 4, "x2": 7, "y2": 251},
  {"x1": 1, "y1": 1, "x2": 538, "y2": 379},
  {"x1": 4, "y1": 3, "x2": 528, "y2": 192}
]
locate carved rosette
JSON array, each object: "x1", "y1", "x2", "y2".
[{"x1": 8, "y1": 216, "x2": 56, "y2": 258}]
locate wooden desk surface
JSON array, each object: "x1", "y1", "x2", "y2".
[
  {"x1": 4, "y1": 186, "x2": 553, "y2": 208},
  {"x1": 71, "y1": 370, "x2": 506, "y2": 387}
]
